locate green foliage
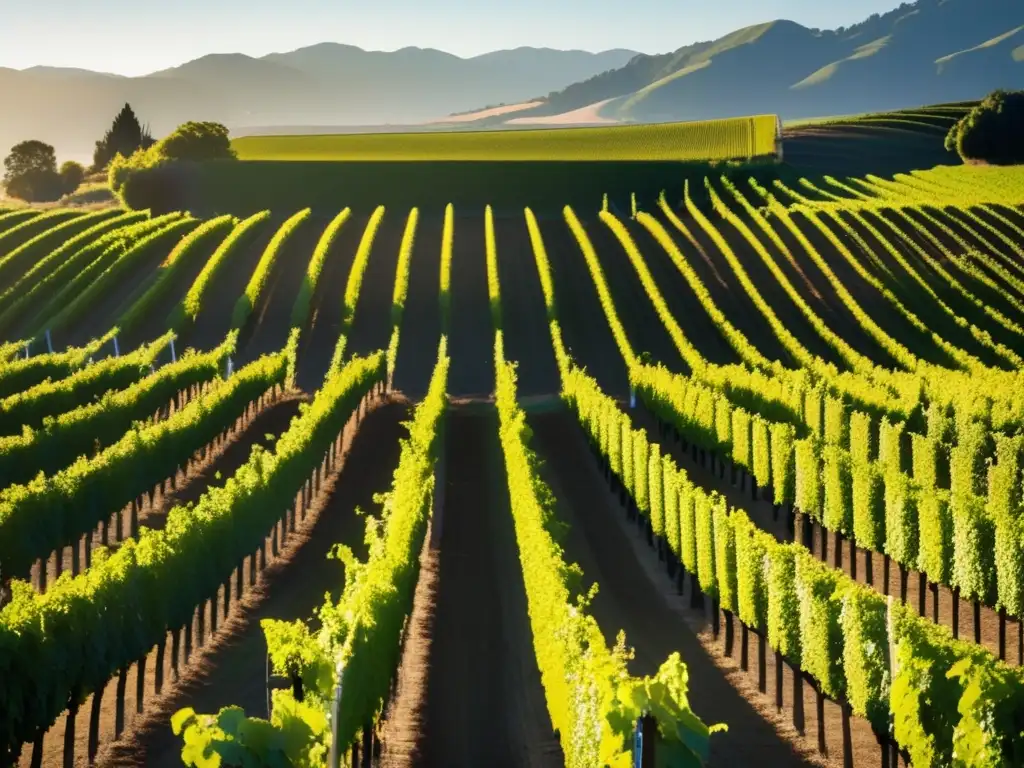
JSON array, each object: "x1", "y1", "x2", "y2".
[
  {"x1": 852, "y1": 459, "x2": 885, "y2": 552},
  {"x1": 0, "y1": 331, "x2": 115, "y2": 400},
  {"x1": 172, "y1": 696, "x2": 329, "y2": 768},
  {"x1": 58, "y1": 161, "x2": 86, "y2": 195},
  {"x1": 385, "y1": 209, "x2": 419, "y2": 379},
  {"x1": 0, "y1": 331, "x2": 173, "y2": 434},
  {"x1": 838, "y1": 584, "x2": 890, "y2": 732},
  {"x1": 946, "y1": 657, "x2": 1024, "y2": 767},
  {"x1": 108, "y1": 121, "x2": 235, "y2": 208},
  {"x1": 232, "y1": 209, "x2": 311, "y2": 332},
  {"x1": 93, "y1": 103, "x2": 154, "y2": 171},
  {"x1": 713, "y1": 505, "x2": 737, "y2": 614},
  {"x1": 39, "y1": 217, "x2": 198, "y2": 341},
  {"x1": 946, "y1": 90, "x2": 1024, "y2": 165},
  {"x1": 695, "y1": 492, "x2": 717, "y2": 598},
  {"x1": 795, "y1": 437, "x2": 822, "y2": 520},
  {"x1": 918, "y1": 490, "x2": 953, "y2": 588},
  {"x1": 168, "y1": 212, "x2": 270, "y2": 332},
  {"x1": 0, "y1": 208, "x2": 120, "y2": 290},
  {"x1": 679, "y1": 478, "x2": 698, "y2": 574},
  {"x1": 0, "y1": 334, "x2": 233, "y2": 489},
  {"x1": 290, "y1": 209, "x2": 351, "y2": 328},
  {"x1": 822, "y1": 445, "x2": 852, "y2": 534},
  {"x1": 752, "y1": 416, "x2": 771, "y2": 490},
  {"x1": 768, "y1": 422, "x2": 795, "y2": 506},
  {"x1": 117, "y1": 215, "x2": 236, "y2": 338},
  {"x1": 850, "y1": 410, "x2": 873, "y2": 465},
  {"x1": 951, "y1": 491, "x2": 996, "y2": 604},
  {"x1": 733, "y1": 512, "x2": 769, "y2": 631},
  {"x1": 3, "y1": 351, "x2": 384, "y2": 752},
  {"x1": 0, "y1": 347, "x2": 286, "y2": 578},
  {"x1": 663, "y1": 457, "x2": 680, "y2": 560},
  {"x1": 883, "y1": 470, "x2": 919, "y2": 569},
  {"x1": 795, "y1": 554, "x2": 844, "y2": 699},
  {"x1": 648, "y1": 442, "x2": 664, "y2": 538},
  {"x1": 731, "y1": 407, "x2": 751, "y2": 470},
  {"x1": 990, "y1": 436, "x2": 1024, "y2": 616},
  {"x1": 559, "y1": 364, "x2": 725, "y2": 766},
  {"x1": 765, "y1": 542, "x2": 801, "y2": 663},
  {"x1": 3, "y1": 140, "x2": 62, "y2": 202},
  {"x1": 634, "y1": 429, "x2": 649, "y2": 514},
  {"x1": 262, "y1": 619, "x2": 333, "y2": 699},
  {"x1": 326, "y1": 206, "x2": 386, "y2": 377},
  {"x1": 889, "y1": 601, "x2": 984, "y2": 767},
  {"x1": 161, "y1": 121, "x2": 237, "y2": 162}
]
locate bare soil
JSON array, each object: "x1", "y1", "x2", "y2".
[
  {"x1": 391, "y1": 214, "x2": 443, "y2": 398},
  {"x1": 494, "y1": 215, "x2": 560, "y2": 396},
  {"x1": 539, "y1": 216, "x2": 629, "y2": 397},
  {"x1": 295, "y1": 212, "x2": 365, "y2": 390},
  {"x1": 380, "y1": 407, "x2": 563, "y2": 767},
  {"x1": 184, "y1": 220, "x2": 276, "y2": 352},
  {"x1": 623, "y1": 214, "x2": 783, "y2": 365},
  {"x1": 239, "y1": 215, "x2": 322, "y2": 364},
  {"x1": 580, "y1": 215, "x2": 689, "y2": 370},
  {"x1": 447, "y1": 216, "x2": 494, "y2": 396},
  {"x1": 113, "y1": 228, "x2": 225, "y2": 351},
  {"x1": 345, "y1": 210, "x2": 403, "y2": 360}
]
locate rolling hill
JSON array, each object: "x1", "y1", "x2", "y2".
[{"x1": 504, "y1": 0, "x2": 1024, "y2": 126}]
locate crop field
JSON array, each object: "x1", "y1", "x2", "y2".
[
  {"x1": 232, "y1": 114, "x2": 780, "y2": 162},
  {"x1": 2, "y1": 155, "x2": 1024, "y2": 768}
]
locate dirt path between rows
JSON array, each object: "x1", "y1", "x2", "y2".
[
  {"x1": 238, "y1": 216, "x2": 320, "y2": 364},
  {"x1": 528, "y1": 408, "x2": 838, "y2": 768},
  {"x1": 495, "y1": 215, "x2": 560, "y2": 396},
  {"x1": 185, "y1": 221, "x2": 275, "y2": 352},
  {"x1": 391, "y1": 215, "x2": 442, "y2": 399},
  {"x1": 381, "y1": 407, "x2": 563, "y2": 767},
  {"x1": 296, "y1": 213, "x2": 365, "y2": 391},
  {"x1": 95, "y1": 397, "x2": 411, "y2": 768},
  {"x1": 448, "y1": 218, "x2": 493, "y2": 396}
]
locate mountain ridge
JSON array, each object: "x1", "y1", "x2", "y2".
[
  {"x1": 2, "y1": 0, "x2": 1022, "y2": 163},
  {"x1": 515, "y1": 0, "x2": 1023, "y2": 126},
  {"x1": 0, "y1": 44, "x2": 639, "y2": 161}
]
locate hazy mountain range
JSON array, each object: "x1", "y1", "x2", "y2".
[
  {"x1": 1, "y1": 0, "x2": 1022, "y2": 162},
  {"x1": 0, "y1": 47, "x2": 639, "y2": 162}
]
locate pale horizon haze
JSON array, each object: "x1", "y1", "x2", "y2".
[{"x1": 3, "y1": 0, "x2": 908, "y2": 75}]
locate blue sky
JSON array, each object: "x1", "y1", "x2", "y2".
[{"x1": 4, "y1": 0, "x2": 906, "y2": 75}]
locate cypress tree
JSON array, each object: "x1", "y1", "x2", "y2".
[{"x1": 92, "y1": 103, "x2": 154, "y2": 170}]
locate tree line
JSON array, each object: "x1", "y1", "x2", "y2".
[{"x1": 2, "y1": 104, "x2": 236, "y2": 204}]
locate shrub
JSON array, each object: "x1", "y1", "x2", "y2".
[
  {"x1": 59, "y1": 161, "x2": 86, "y2": 195},
  {"x1": 159, "y1": 122, "x2": 236, "y2": 162},
  {"x1": 109, "y1": 121, "x2": 236, "y2": 210},
  {"x1": 3, "y1": 140, "x2": 63, "y2": 202},
  {"x1": 945, "y1": 90, "x2": 1024, "y2": 165}
]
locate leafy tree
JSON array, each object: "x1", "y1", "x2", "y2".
[
  {"x1": 92, "y1": 103, "x2": 155, "y2": 171},
  {"x1": 108, "y1": 121, "x2": 235, "y2": 210},
  {"x1": 157, "y1": 121, "x2": 236, "y2": 162},
  {"x1": 2, "y1": 140, "x2": 63, "y2": 202},
  {"x1": 59, "y1": 161, "x2": 86, "y2": 195},
  {"x1": 946, "y1": 90, "x2": 1024, "y2": 165}
]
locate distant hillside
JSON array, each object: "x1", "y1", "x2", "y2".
[
  {"x1": 0, "y1": 45, "x2": 638, "y2": 162},
  {"x1": 507, "y1": 0, "x2": 1023, "y2": 126}
]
